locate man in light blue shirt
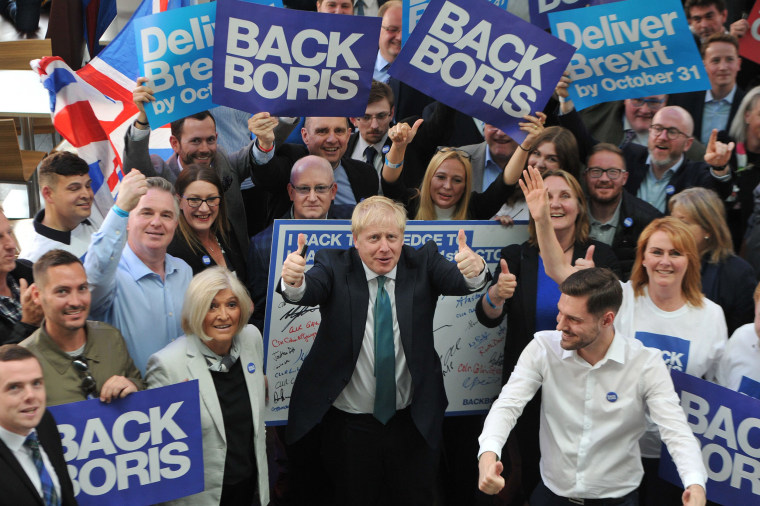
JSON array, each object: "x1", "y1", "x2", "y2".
[{"x1": 84, "y1": 171, "x2": 192, "y2": 374}]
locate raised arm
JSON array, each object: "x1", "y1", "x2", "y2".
[
  {"x1": 382, "y1": 119, "x2": 423, "y2": 184},
  {"x1": 503, "y1": 112, "x2": 546, "y2": 186}
]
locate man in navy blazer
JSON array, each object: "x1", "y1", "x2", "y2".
[
  {"x1": 279, "y1": 196, "x2": 490, "y2": 505},
  {"x1": 0, "y1": 345, "x2": 77, "y2": 506}
]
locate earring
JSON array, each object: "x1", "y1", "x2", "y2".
[{"x1": 704, "y1": 235, "x2": 710, "y2": 241}]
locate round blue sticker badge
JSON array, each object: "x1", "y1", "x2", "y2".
[
  {"x1": 623, "y1": 217, "x2": 633, "y2": 228},
  {"x1": 665, "y1": 185, "x2": 675, "y2": 195},
  {"x1": 606, "y1": 392, "x2": 618, "y2": 402},
  {"x1": 382, "y1": 144, "x2": 390, "y2": 154},
  {"x1": 202, "y1": 255, "x2": 211, "y2": 266},
  {"x1": 247, "y1": 362, "x2": 256, "y2": 374}
]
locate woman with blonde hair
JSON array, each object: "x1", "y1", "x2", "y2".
[
  {"x1": 522, "y1": 166, "x2": 726, "y2": 506},
  {"x1": 146, "y1": 267, "x2": 268, "y2": 506},
  {"x1": 669, "y1": 187, "x2": 755, "y2": 333},
  {"x1": 381, "y1": 119, "x2": 520, "y2": 220}
]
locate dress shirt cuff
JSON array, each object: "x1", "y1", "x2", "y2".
[
  {"x1": 252, "y1": 141, "x2": 276, "y2": 165},
  {"x1": 465, "y1": 261, "x2": 488, "y2": 290},
  {"x1": 681, "y1": 474, "x2": 707, "y2": 493},
  {"x1": 709, "y1": 166, "x2": 731, "y2": 181},
  {"x1": 477, "y1": 442, "x2": 503, "y2": 461},
  {"x1": 128, "y1": 124, "x2": 151, "y2": 141},
  {"x1": 280, "y1": 278, "x2": 306, "y2": 301}
]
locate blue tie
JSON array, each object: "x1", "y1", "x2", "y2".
[
  {"x1": 355, "y1": 0, "x2": 365, "y2": 15},
  {"x1": 364, "y1": 145, "x2": 377, "y2": 166},
  {"x1": 373, "y1": 276, "x2": 396, "y2": 424},
  {"x1": 24, "y1": 432, "x2": 60, "y2": 506}
]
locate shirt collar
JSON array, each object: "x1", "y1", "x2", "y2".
[
  {"x1": 361, "y1": 261, "x2": 397, "y2": 282},
  {"x1": 375, "y1": 51, "x2": 392, "y2": 74},
  {"x1": 0, "y1": 425, "x2": 34, "y2": 451},
  {"x1": 123, "y1": 243, "x2": 178, "y2": 281},
  {"x1": 355, "y1": 132, "x2": 389, "y2": 156},
  {"x1": 561, "y1": 330, "x2": 626, "y2": 365},
  {"x1": 645, "y1": 154, "x2": 683, "y2": 178},
  {"x1": 588, "y1": 199, "x2": 623, "y2": 227},
  {"x1": 32, "y1": 209, "x2": 91, "y2": 245},
  {"x1": 705, "y1": 85, "x2": 737, "y2": 104}
]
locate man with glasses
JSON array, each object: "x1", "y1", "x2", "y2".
[
  {"x1": 123, "y1": 77, "x2": 256, "y2": 256},
  {"x1": 584, "y1": 144, "x2": 662, "y2": 280},
  {"x1": 21, "y1": 249, "x2": 142, "y2": 406},
  {"x1": 247, "y1": 155, "x2": 353, "y2": 333},
  {"x1": 624, "y1": 106, "x2": 733, "y2": 213},
  {"x1": 375, "y1": 1, "x2": 434, "y2": 119}
]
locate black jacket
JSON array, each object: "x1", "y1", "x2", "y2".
[
  {"x1": 607, "y1": 191, "x2": 663, "y2": 280},
  {"x1": 0, "y1": 261, "x2": 36, "y2": 345}
]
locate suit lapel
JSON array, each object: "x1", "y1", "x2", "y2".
[
  {"x1": 0, "y1": 437, "x2": 44, "y2": 505},
  {"x1": 394, "y1": 255, "x2": 415, "y2": 355},
  {"x1": 186, "y1": 338, "x2": 226, "y2": 444},
  {"x1": 239, "y1": 332, "x2": 263, "y2": 444},
  {"x1": 347, "y1": 252, "x2": 370, "y2": 361}
]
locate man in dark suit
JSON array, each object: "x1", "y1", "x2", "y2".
[
  {"x1": 0, "y1": 344, "x2": 77, "y2": 505},
  {"x1": 123, "y1": 77, "x2": 255, "y2": 254},
  {"x1": 668, "y1": 33, "x2": 745, "y2": 145},
  {"x1": 247, "y1": 155, "x2": 353, "y2": 332},
  {"x1": 279, "y1": 196, "x2": 489, "y2": 505}
]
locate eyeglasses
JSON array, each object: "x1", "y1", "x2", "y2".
[
  {"x1": 649, "y1": 124, "x2": 690, "y2": 140},
  {"x1": 629, "y1": 97, "x2": 665, "y2": 109},
  {"x1": 381, "y1": 25, "x2": 400, "y2": 34},
  {"x1": 183, "y1": 196, "x2": 221, "y2": 208},
  {"x1": 356, "y1": 112, "x2": 391, "y2": 123},
  {"x1": 586, "y1": 167, "x2": 627, "y2": 180},
  {"x1": 290, "y1": 183, "x2": 334, "y2": 195},
  {"x1": 72, "y1": 357, "x2": 97, "y2": 399},
  {"x1": 436, "y1": 146, "x2": 472, "y2": 160}
]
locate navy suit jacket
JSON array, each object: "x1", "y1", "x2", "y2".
[
  {"x1": 0, "y1": 411, "x2": 77, "y2": 506},
  {"x1": 279, "y1": 241, "x2": 488, "y2": 449}
]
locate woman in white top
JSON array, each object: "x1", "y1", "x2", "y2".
[
  {"x1": 521, "y1": 166, "x2": 726, "y2": 506},
  {"x1": 716, "y1": 282, "x2": 760, "y2": 397}
]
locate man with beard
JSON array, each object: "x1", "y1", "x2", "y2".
[
  {"x1": 123, "y1": 77, "x2": 254, "y2": 255},
  {"x1": 583, "y1": 144, "x2": 661, "y2": 280},
  {"x1": 19, "y1": 152, "x2": 101, "y2": 262},
  {"x1": 623, "y1": 106, "x2": 733, "y2": 213},
  {"x1": 21, "y1": 250, "x2": 142, "y2": 406}
]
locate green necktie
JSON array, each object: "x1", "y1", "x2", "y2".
[{"x1": 373, "y1": 276, "x2": 396, "y2": 424}]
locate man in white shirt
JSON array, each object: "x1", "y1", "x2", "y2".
[
  {"x1": 20, "y1": 151, "x2": 101, "y2": 262},
  {"x1": 478, "y1": 268, "x2": 707, "y2": 506},
  {"x1": 0, "y1": 344, "x2": 77, "y2": 505}
]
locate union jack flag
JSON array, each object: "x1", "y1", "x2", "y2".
[{"x1": 34, "y1": 0, "x2": 189, "y2": 219}]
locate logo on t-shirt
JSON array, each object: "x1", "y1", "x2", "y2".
[{"x1": 635, "y1": 331, "x2": 690, "y2": 372}]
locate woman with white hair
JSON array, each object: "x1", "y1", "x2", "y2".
[{"x1": 146, "y1": 267, "x2": 268, "y2": 506}]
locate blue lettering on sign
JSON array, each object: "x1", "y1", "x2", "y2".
[
  {"x1": 247, "y1": 362, "x2": 256, "y2": 374},
  {"x1": 738, "y1": 376, "x2": 760, "y2": 400},
  {"x1": 635, "y1": 331, "x2": 690, "y2": 372}
]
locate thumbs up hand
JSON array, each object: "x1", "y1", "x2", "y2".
[
  {"x1": 282, "y1": 233, "x2": 307, "y2": 287},
  {"x1": 574, "y1": 245, "x2": 596, "y2": 271},
  {"x1": 494, "y1": 259, "x2": 517, "y2": 301},
  {"x1": 454, "y1": 229, "x2": 485, "y2": 279}
]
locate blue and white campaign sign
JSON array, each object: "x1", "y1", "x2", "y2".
[
  {"x1": 135, "y1": 2, "x2": 217, "y2": 127},
  {"x1": 636, "y1": 331, "x2": 690, "y2": 373},
  {"x1": 212, "y1": 0, "x2": 380, "y2": 116},
  {"x1": 660, "y1": 371, "x2": 760, "y2": 505},
  {"x1": 262, "y1": 220, "x2": 528, "y2": 424},
  {"x1": 401, "y1": 0, "x2": 508, "y2": 46},
  {"x1": 391, "y1": 0, "x2": 575, "y2": 144},
  {"x1": 549, "y1": 0, "x2": 709, "y2": 111},
  {"x1": 529, "y1": 0, "x2": 591, "y2": 31},
  {"x1": 240, "y1": 0, "x2": 283, "y2": 5},
  {"x1": 49, "y1": 382, "x2": 203, "y2": 506}
]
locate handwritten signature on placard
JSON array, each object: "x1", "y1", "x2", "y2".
[{"x1": 279, "y1": 305, "x2": 319, "y2": 332}]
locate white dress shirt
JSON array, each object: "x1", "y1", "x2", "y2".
[
  {"x1": 478, "y1": 330, "x2": 706, "y2": 499},
  {"x1": 0, "y1": 426, "x2": 62, "y2": 500}
]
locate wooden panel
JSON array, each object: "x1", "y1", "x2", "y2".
[
  {"x1": 0, "y1": 119, "x2": 28, "y2": 181},
  {"x1": 0, "y1": 39, "x2": 52, "y2": 70}
]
